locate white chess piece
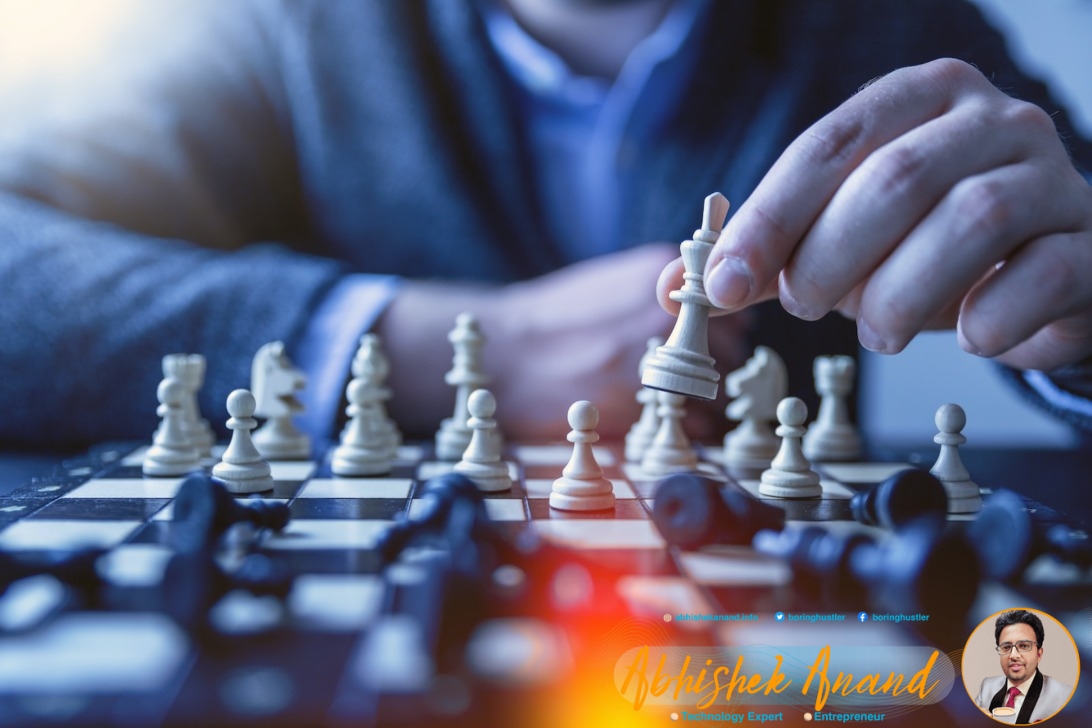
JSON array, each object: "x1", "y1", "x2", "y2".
[
  {"x1": 436, "y1": 313, "x2": 490, "y2": 460},
  {"x1": 625, "y1": 337, "x2": 664, "y2": 462},
  {"x1": 212, "y1": 389, "x2": 274, "y2": 494},
  {"x1": 251, "y1": 341, "x2": 311, "y2": 460},
  {"x1": 639, "y1": 391, "x2": 699, "y2": 476},
  {"x1": 929, "y1": 403, "x2": 982, "y2": 513},
  {"x1": 550, "y1": 401, "x2": 616, "y2": 511},
  {"x1": 454, "y1": 389, "x2": 511, "y2": 492},
  {"x1": 802, "y1": 355, "x2": 863, "y2": 462},
  {"x1": 723, "y1": 346, "x2": 786, "y2": 470},
  {"x1": 759, "y1": 397, "x2": 821, "y2": 498},
  {"x1": 144, "y1": 378, "x2": 202, "y2": 476},
  {"x1": 162, "y1": 353, "x2": 214, "y2": 456},
  {"x1": 641, "y1": 192, "x2": 728, "y2": 400},
  {"x1": 331, "y1": 375, "x2": 395, "y2": 477},
  {"x1": 352, "y1": 334, "x2": 401, "y2": 454}
]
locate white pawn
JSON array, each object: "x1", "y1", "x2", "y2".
[
  {"x1": 640, "y1": 391, "x2": 698, "y2": 476},
  {"x1": 625, "y1": 337, "x2": 664, "y2": 462},
  {"x1": 759, "y1": 397, "x2": 821, "y2": 498},
  {"x1": 144, "y1": 378, "x2": 202, "y2": 476},
  {"x1": 802, "y1": 355, "x2": 863, "y2": 462},
  {"x1": 212, "y1": 389, "x2": 274, "y2": 494},
  {"x1": 929, "y1": 403, "x2": 982, "y2": 513},
  {"x1": 436, "y1": 313, "x2": 490, "y2": 460},
  {"x1": 331, "y1": 378, "x2": 395, "y2": 477},
  {"x1": 454, "y1": 389, "x2": 511, "y2": 492},
  {"x1": 551, "y1": 401, "x2": 616, "y2": 512}
]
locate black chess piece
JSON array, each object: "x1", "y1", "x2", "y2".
[
  {"x1": 172, "y1": 472, "x2": 290, "y2": 552},
  {"x1": 753, "y1": 519, "x2": 979, "y2": 621},
  {"x1": 968, "y1": 489, "x2": 1092, "y2": 581},
  {"x1": 652, "y1": 473, "x2": 785, "y2": 549},
  {"x1": 375, "y1": 473, "x2": 487, "y2": 565},
  {"x1": 850, "y1": 468, "x2": 948, "y2": 530},
  {"x1": 162, "y1": 549, "x2": 292, "y2": 633}
]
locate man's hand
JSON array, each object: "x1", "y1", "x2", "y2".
[
  {"x1": 662, "y1": 58, "x2": 1092, "y2": 371},
  {"x1": 381, "y1": 243, "x2": 748, "y2": 441}
]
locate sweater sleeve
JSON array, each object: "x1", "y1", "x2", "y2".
[{"x1": 0, "y1": 0, "x2": 354, "y2": 446}]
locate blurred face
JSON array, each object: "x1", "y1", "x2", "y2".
[{"x1": 998, "y1": 624, "x2": 1042, "y2": 685}]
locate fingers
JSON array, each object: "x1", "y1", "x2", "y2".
[
  {"x1": 706, "y1": 59, "x2": 991, "y2": 310},
  {"x1": 851, "y1": 158, "x2": 1090, "y2": 353},
  {"x1": 779, "y1": 102, "x2": 1054, "y2": 321},
  {"x1": 656, "y1": 257, "x2": 685, "y2": 315},
  {"x1": 965, "y1": 229, "x2": 1092, "y2": 370}
]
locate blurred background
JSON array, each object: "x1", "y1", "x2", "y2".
[{"x1": 1, "y1": 0, "x2": 1089, "y2": 449}]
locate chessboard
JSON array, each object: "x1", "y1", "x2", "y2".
[{"x1": 2, "y1": 438, "x2": 1088, "y2": 727}]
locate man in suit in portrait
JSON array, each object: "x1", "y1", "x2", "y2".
[{"x1": 976, "y1": 610, "x2": 1074, "y2": 724}]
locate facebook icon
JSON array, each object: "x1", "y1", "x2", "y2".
[{"x1": 857, "y1": 612, "x2": 868, "y2": 622}]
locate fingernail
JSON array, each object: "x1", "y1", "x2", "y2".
[
  {"x1": 957, "y1": 327, "x2": 985, "y2": 357},
  {"x1": 706, "y1": 257, "x2": 753, "y2": 309},
  {"x1": 857, "y1": 319, "x2": 888, "y2": 353},
  {"x1": 781, "y1": 290, "x2": 818, "y2": 321}
]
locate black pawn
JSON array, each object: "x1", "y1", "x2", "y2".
[
  {"x1": 850, "y1": 469, "x2": 948, "y2": 530},
  {"x1": 172, "y1": 473, "x2": 290, "y2": 552},
  {"x1": 653, "y1": 474, "x2": 786, "y2": 550}
]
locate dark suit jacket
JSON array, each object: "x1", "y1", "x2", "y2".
[{"x1": 0, "y1": 0, "x2": 1089, "y2": 444}]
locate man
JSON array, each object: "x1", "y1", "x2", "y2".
[
  {"x1": 0, "y1": 0, "x2": 1090, "y2": 447},
  {"x1": 975, "y1": 609, "x2": 1074, "y2": 723}
]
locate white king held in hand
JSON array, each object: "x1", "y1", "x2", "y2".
[{"x1": 641, "y1": 192, "x2": 729, "y2": 400}]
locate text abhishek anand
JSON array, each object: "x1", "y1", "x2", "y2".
[{"x1": 616, "y1": 645, "x2": 950, "y2": 711}]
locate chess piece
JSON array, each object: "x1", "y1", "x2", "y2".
[
  {"x1": 550, "y1": 401, "x2": 616, "y2": 511},
  {"x1": 164, "y1": 549, "x2": 292, "y2": 634},
  {"x1": 352, "y1": 334, "x2": 401, "y2": 454},
  {"x1": 144, "y1": 378, "x2": 202, "y2": 476},
  {"x1": 162, "y1": 353, "x2": 214, "y2": 456},
  {"x1": 849, "y1": 469, "x2": 948, "y2": 531},
  {"x1": 652, "y1": 473, "x2": 785, "y2": 550},
  {"x1": 331, "y1": 371, "x2": 396, "y2": 477},
  {"x1": 641, "y1": 192, "x2": 729, "y2": 400},
  {"x1": 251, "y1": 341, "x2": 311, "y2": 460},
  {"x1": 436, "y1": 313, "x2": 490, "y2": 460},
  {"x1": 639, "y1": 391, "x2": 698, "y2": 476},
  {"x1": 454, "y1": 389, "x2": 511, "y2": 492},
  {"x1": 802, "y1": 355, "x2": 862, "y2": 461},
  {"x1": 624, "y1": 337, "x2": 664, "y2": 462},
  {"x1": 722, "y1": 346, "x2": 786, "y2": 470},
  {"x1": 929, "y1": 403, "x2": 982, "y2": 513},
  {"x1": 172, "y1": 473, "x2": 291, "y2": 553},
  {"x1": 212, "y1": 389, "x2": 275, "y2": 494},
  {"x1": 759, "y1": 397, "x2": 821, "y2": 498}
]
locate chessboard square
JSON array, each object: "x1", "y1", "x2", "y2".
[
  {"x1": 531, "y1": 520, "x2": 664, "y2": 549},
  {"x1": 62, "y1": 478, "x2": 186, "y2": 499},
  {"x1": 617, "y1": 575, "x2": 714, "y2": 620},
  {"x1": 290, "y1": 574, "x2": 385, "y2": 630},
  {"x1": 31, "y1": 498, "x2": 171, "y2": 521},
  {"x1": 622, "y1": 462, "x2": 725, "y2": 482},
  {"x1": 120, "y1": 446, "x2": 149, "y2": 467},
  {"x1": 406, "y1": 498, "x2": 527, "y2": 522},
  {"x1": 527, "y1": 499, "x2": 648, "y2": 520},
  {"x1": 512, "y1": 445, "x2": 616, "y2": 467},
  {"x1": 262, "y1": 520, "x2": 395, "y2": 550},
  {"x1": 679, "y1": 547, "x2": 792, "y2": 586},
  {"x1": 818, "y1": 479, "x2": 855, "y2": 499},
  {"x1": 417, "y1": 461, "x2": 518, "y2": 482},
  {"x1": 394, "y1": 445, "x2": 425, "y2": 464},
  {"x1": 0, "y1": 520, "x2": 142, "y2": 551},
  {"x1": 818, "y1": 462, "x2": 910, "y2": 484},
  {"x1": 296, "y1": 478, "x2": 412, "y2": 499},
  {"x1": 268, "y1": 461, "x2": 317, "y2": 481},
  {"x1": 96, "y1": 544, "x2": 175, "y2": 587},
  {"x1": 523, "y1": 479, "x2": 636, "y2": 500},
  {"x1": 290, "y1": 498, "x2": 408, "y2": 520}
]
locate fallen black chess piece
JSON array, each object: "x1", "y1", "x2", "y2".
[
  {"x1": 651, "y1": 472, "x2": 785, "y2": 549},
  {"x1": 171, "y1": 472, "x2": 291, "y2": 552}
]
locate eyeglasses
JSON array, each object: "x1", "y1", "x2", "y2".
[{"x1": 996, "y1": 641, "x2": 1039, "y2": 655}]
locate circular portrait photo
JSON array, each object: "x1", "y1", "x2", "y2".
[{"x1": 962, "y1": 608, "x2": 1080, "y2": 724}]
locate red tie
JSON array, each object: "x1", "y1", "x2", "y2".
[{"x1": 1005, "y1": 686, "x2": 1021, "y2": 708}]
